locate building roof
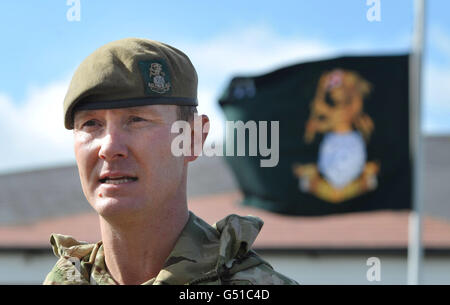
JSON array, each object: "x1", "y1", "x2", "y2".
[{"x1": 1, "y1": 191, "x2": 450, "y2": 250}]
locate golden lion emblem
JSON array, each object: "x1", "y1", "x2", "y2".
[{"x1": 293, "y1": 69, "x2": 380, "y2": 203}]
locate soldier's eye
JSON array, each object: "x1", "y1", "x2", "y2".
[
  {"x1": 129, "y1": 116, "x2": 146, "y2": 123},
  {"x1": 82, "y1": 120, "x2": 98, "y2": 127},
  {"x1": 76, "y1": 119, "x2": 101, "y2": 131}
]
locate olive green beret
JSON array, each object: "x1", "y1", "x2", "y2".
[{"x1": 63, "y1": 37, "x2": 198, "y2": 129}]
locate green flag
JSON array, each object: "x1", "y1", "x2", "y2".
[{"x1": 219, "y1": 55, "x2": 411, "y2": 216}]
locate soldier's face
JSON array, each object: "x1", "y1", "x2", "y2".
[{"x1": 73, "y1": 105, "x2": 186, "y2": 220}]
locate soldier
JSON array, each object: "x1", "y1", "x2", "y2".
[{"x1": 43, "y1": 38, "x2": 298, "y2": 285}]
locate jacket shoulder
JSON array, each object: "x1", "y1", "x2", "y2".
[
  {"x1": 211, "y1": 214, "x2": 299, "y2": 285},
  {"x1": 222, "y1": 250, "x2": 299, "y2": 285},
  {"x1": 228, "y1": 262, "x2": 299, "y2": 285},
  {"x1": 43, "y1": 234, "x2": 97, "y2": 285}
]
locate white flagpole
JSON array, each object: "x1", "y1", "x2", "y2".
[{"x1": 407, "y1": 0, "x2": 426, "y2": 285}]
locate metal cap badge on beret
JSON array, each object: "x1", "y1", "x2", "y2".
[{"x1": 63, "y1": 37, "x2": 198, "y2": 129}]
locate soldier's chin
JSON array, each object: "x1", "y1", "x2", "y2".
[{"x1": 92, "y1": 196, "x2": 144, "y2": 221}]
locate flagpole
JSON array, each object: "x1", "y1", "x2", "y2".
[{"x1": 407, "y1": 0, "x2": 426, "y2": 285}]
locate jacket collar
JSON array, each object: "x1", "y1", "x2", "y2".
[
  {"x1": 89, "y1": 211, "x2": 264, "y2": 285},
  {"x1": 90, "y1": 211, "x2": 221, "y2": 285}
]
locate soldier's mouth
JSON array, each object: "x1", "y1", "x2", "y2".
[{"x1": 99, "y1": 176, "x2": 138, "y2": 185}]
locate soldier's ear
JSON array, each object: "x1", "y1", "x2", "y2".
[{"x1": 185, "y1": 114, "x2": 209, "y2": 163}]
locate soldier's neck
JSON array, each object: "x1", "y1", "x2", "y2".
[{"x1": 99, "y1": 202, "x2": 189, "y2": 285}]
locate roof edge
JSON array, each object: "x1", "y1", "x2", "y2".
[{"x1": 253, "y1": 247, "x2": 450, "y2": 257}]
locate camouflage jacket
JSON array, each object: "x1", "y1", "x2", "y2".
[{"x1": 43, "y1": 211, "x2": 298, "y2": 285}]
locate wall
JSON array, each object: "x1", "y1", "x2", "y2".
[
  {"x1": 1, "y1": 251, "x2": 449, "y2": 284},
  {"x1": 261, "y1": 253, "x2": 450, "y2": 285}
]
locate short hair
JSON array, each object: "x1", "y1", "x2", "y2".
[{"x1": 177, "y1": 105, "x2": 197, "y2": 122}]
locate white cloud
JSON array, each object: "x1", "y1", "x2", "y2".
[
  {"x1": 430, "y1": 26, "x2": 450, "y2": 58},
  {"x1": 185, "y1": 26, "x2": 334, "y2": 77},
  {"x1": 423, "y1": 25, "x2": 450, "y2": 134},
  {"x1": 425, "y1": 65, "x2": 450, "y2": 111},
  {"x1": 424, "y1": 64, "x2": 450, "y2": 134},
  {"x1": 180, "y1": 25, "x2": 336, "y2": 145},
  {"x1": 0, "y1": 79, "x2": 74, "y2": 173}
]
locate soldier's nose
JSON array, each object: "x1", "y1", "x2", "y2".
[{"x1": 98, "y1": 128, "x2": 128, "y2": 161}]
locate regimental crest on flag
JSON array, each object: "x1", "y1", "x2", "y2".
[
  {"x1": 138, "y1": 61, "x2": 171, "y2": 95},
  {"x1": 292, "y1": 69, "x2": 380, "y2": 203}
]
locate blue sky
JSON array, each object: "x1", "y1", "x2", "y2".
[{"x1": 0, "y1": 0, "x2": 449, "y2": 173}]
